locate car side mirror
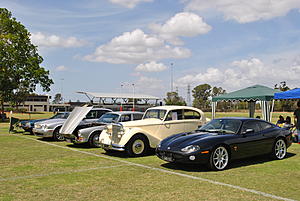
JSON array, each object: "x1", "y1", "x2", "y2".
[{"x1": 242, "y1": 128, "x2": 254, "y2": 136}]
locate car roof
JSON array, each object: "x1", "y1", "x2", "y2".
[
  {"x1": 105, "y1": 111, "x2": 144, "y2": 115},
  {"x1": 91, "y1": 108, "x2": 112, "y2": 111},
  {"x1": 147, "y1": 105, "x2": 202, "y2": 111}
]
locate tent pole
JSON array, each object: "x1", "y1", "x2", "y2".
[
  {"x1": 270, "y1": 99, "x2": 275, "y2": 123},
  {"x1": 212, "y1": 102, "x2": 216, "y2": 119},
  {"x1": 249, "y1": 101, "x2": 255, "y2": 118},
  {"x1": 260, "y1": 101, "x2": 264, "y2": 119}
]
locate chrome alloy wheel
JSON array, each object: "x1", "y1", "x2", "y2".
[
  {"x1": 212, "y1": 146, "x2": 229, "y2": 170},
  {"x1": 132, "y1": 139, "x2": 145, "y2": 155},
  {"x1": 275, "y1": 139, "x2": 286, "y2": 159},
  {"x1": 56, "y1": 132, "x2": 65, "y2": 141},
  {"x1": 92, "y1": 134, "x2": 100, "y2": 147}
]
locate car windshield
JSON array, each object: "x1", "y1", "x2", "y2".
[
  {"x1": 50, "y1": 113, "x2": 69, "y2": 119},
  {"x1": 143, "y1": 109, "x2": 167, "y2": 120},
  {"x1": 198, "y1": 119, "x2": 242, "y2": 134},
  {"x1": 98, "y1": 113, "x2": 120, "y2": 123}
]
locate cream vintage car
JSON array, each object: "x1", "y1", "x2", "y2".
[{"x1": 99, "y1": 106, "x2": 207, "y2": 156}]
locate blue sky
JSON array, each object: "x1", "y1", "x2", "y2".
[{"x1": 1, "y1": 0, "x2": 300, "y2": 102}]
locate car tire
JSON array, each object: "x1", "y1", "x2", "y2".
[
  {"x1": 271, "y1": 138, "x2": 287, "y2": 160},
  {"x1": 88, "y1": 132, "x2": 101, "y2": 148},
  {"x1": 208, "y1": 145, "x2": 229, "y2": 171},
  {"x1": 53, "y1": 127, "x2": 64, "y2": 141},
  {"x1": 125, "y1": 134, "x2": 149, "y2": 157}
]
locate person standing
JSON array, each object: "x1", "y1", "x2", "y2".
[{"x1": 294, "y1": 101, "x2": 300, "y2": 143}]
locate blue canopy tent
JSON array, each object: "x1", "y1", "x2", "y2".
[{"x1": 274, "y1": 88, "x2": 300, "y2": 99}]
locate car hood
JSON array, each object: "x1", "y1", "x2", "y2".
[
  {"x1": 78, "y1": 125, "x2": 106, "y2": 134},
  {"x1": 21, "y1": 119, "x2": 46, "y2": 124},
  {"x1": 60, "y1": 106, "x2": 93, "y2": 134},
  {"x1": 161, "y1": 132, "x2": 229, "y2": 150},
  {"x1": 36, "y1": 118, "x2": 66, "y2": 126},
  {"x1": 121, "y1": 118, "x2": 163, "y2": 128}
]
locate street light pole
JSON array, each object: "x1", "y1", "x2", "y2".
[
  {"x1": 60, "y1": 78, "x2": 64, "y2": 103},
  {"x1": 132, "y1": 83, "x2": 135, "y2": 111},
  {"x1": 120, "y1": 84, "x2": 123, "y2": 111},
  {"x1": 170, "y1": 63, "x2": 174, "y2": 92}
]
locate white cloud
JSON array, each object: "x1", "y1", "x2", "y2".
[
  {"x1": 184, "y1": 0, "x2": 300, "y2": 23},
  {"x1": 55, "y1": 65, "x2": 68, "y2": 71},
  {"x1": 135, "y1": 76, "x2": 165, "y2": 96},
  {"x1": 109, "y1": 0, "x2": 153, "y2": 8},
  {"x1": 176, "y1": 57, "x2": 300, "y2": 91},
  {"x1": 84, "y1": 29, "x2": 191, "y2": 64},
  {"x1": 31, "y1": 32, "x2": 87, "y2": 48},
  {"x1": 135, "y1": 61, "x2": 167, "y2": 72},
  {"x1": 150, "y1": 12, "x2": 211, "y2": 45}
]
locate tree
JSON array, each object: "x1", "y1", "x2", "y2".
[
  {"x1": 53, "y1": 93, "x2": 63, "y2": 104},
  {"x1": 0, "y1": 8, "x2": 53, "y2": 111},
  {"x1": 164, "y1": 92, "x2": 186, "y2": 106},
  {"x1": 9, "y1": 86, "x2": 30, "y2": 109},
  {"x1": 192, "y1": 84, "x2": 211, "y2": 110},
  {"x1": 274, "y1": 81, "x2": 294, "y2": 111},
  {"x1": 274, "y1": 81, "x2": 290, "y2": 92}
]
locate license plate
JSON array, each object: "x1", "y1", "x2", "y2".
[
  {"x1": 162, "y1": 153, "x2": 174, "y2": 162},
  {"x1": 163, "y1": 156, "x2": 174, "y2": 162}
]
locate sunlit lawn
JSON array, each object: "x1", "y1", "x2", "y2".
[{"x1": 0, "y1": 111, "x2": 299, "y2": 201}]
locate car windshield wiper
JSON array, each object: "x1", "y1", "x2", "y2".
[
  {"x1": 204, "y1": 129, "x2": 236, "y2": 134},
  {"x1": 218, "y1": 129, "x2": 236, "y2": 134},
  {"x1": 197, "y1": 129, "x2": 210, "y2": 132}
]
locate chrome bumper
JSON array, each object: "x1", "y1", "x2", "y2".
[
  {"x1": 63, "y1": 134, "x2": 89, "y2": 144},
  {"x1": 32, "y1": 128, "x2": 54, "y2": 137},
  {"x1": 101, "y1": 143, "x2": 125, "y2": 151}
]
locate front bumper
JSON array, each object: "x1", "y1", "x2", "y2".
[
  {"x1": 99, "y1": 133, "x2": 125, "y2": 151},
  {"x1": 156, "y1": 148, "x2": 210, "y2": 164},
  {"x1": 32, "y1": 128, "x2": 54, "y2": 138},
  {"x1": 63, "y1": 134, "x2": 89, "y2": 144}
]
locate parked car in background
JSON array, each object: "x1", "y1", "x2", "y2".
[
  {"x1": 20, "y1": 112, "x2": 69, "y2": 134},
  {"x1": 156, "y1": 117, "x2": 292, "y2": 171},
  {"x1": 33, "y1": 107, "x2": 111, "y2": 141},
  {"x1": 61, "y1": 111, "x2": 144, "y2": 147},
  {"x1": 99, "y1": 106, "x2": 207, "y2": 156}
]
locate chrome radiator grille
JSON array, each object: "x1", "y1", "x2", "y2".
[{"x1": 111, "y1": 124, "x2": 122, "y2": 144}]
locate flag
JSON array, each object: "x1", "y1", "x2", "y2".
[{"x1": 9, "y1": 117, "x2": 19, "y2": 133}]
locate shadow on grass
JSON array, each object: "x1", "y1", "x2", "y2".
[
  {"x1": 161, "y1": 152, "x2": 296, "y2": 172},
  {"x1": 101, "y1": 148, "x2": 156, "y2": 158},
  {"x1": 37, "y1": 137, "x2": 61, "y2": 142}
]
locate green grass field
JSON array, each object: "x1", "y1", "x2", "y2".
[{"x1": 0, "y1": 112, "x2": 299, "y2": 201}]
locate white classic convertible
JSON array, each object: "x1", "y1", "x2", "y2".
[{"x1": 99, "y1": 105, "x2": 208, "y2": 156}]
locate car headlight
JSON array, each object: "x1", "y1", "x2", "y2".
[
  {"x1": 181, "y1": 145, "x2": 200, "y2": 153},
  {"x1": 42, "y1": 124, "x2": 48, "y2": 129},
  {"x1": 104, "y1": 125, "x2": 112, "y2": 135},
  {"x1": 77, "y1": 130, "x2": 82, "y2": 137}
]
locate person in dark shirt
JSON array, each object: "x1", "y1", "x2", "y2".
[
  {"x1": 276, "y1": 115, "x2": 285, "y2": 126},
  {"x1": 294, "y1": 101, "x2": 300, "y2": 143}
]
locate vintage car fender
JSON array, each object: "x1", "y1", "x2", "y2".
[
  {"x1": 52, "y1": 123, "x2": 63, "y2": 133},
  {"x1": 118, "y1": 127, "x2": 160, "y2": 148}
]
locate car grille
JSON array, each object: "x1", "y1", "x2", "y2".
[
  {"x1": 35, "y1": 124, "x2": 42, "y2": 129},
  {"x1": 111, "y1": 124, "x2": 122, "y2": 144},
  {"x1": 158, "y1": 151, "x2": 174, "y2": 162}
]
